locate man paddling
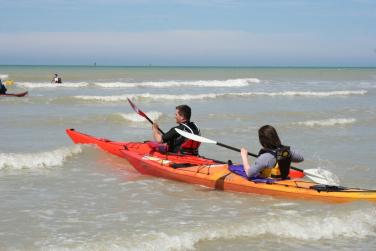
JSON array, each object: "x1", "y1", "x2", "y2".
[
  {"x1": 0, "y1": 78, "x2": 7, "y2": 94},
  {"x1": 152, "y1": 105, "x2": 201, "y2": 155},
  {"x1": 51, "y1": 74, "x2": 62, "y2": 84}
]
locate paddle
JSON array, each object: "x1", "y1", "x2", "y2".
[
  {"x1": 175, "y1": 128, "x2": 333, "y2": 185},
  {"x1": 127, "y1": 98, "x2": 165, "y2": 135}
]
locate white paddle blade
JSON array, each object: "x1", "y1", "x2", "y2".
[
  {"x1": 175, "y1": 128, "x2": 217, "y2": 144},
  {"x1": 304, "y1": 168, "x2": 339, "y2": 185}
]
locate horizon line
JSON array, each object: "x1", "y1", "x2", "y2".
[{"x1": 1, "y1": 64, "x2": 376, "y2": 69}]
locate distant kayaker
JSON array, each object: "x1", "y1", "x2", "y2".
[
  {"x1": 152, "y1": 105, "x2": 201, "y2": 155},
  {"x1": 51, "y1": 74, "x2": 62, "y2": 84},
  {"x1": 240, "y1": 125, "x2": 304, "y2": 180},
  {"x1": 0, "y1": 78, "x2": 7, "y2": 94}
]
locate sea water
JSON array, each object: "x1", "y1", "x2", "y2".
[{"x1": 1, "y1": 66, "x2": 376, "y2": 250}]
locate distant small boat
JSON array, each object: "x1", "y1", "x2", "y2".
[{"x1": 0, "y1": 91, "x2": 28, "y2": 97}]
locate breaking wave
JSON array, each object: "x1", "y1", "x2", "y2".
[
  {"x1": 14, "y1": 78, "x2": 260, "y2": 89},
  {"x1": 256, "y1": 90, "x2": 367, "y2": 97},
  {"x1": 117, "y1": 111, "x2": 163, "y2": 122},
  {"x1": 16, "y1": 82, "x2": 89, "y2": 88},
  {"x1": 0, "y1": 145, "x2": 83, "y2": 170},
  {"x1": 127, "y1": 209, "x2": 376, "y2": 250},
  {"x1": 94, "y1": 78, "x2": 261, "y2": 88},
  {"x1": 44, "y1": 207, "x2": 376, "y2": 251},
  {"x1": 73, "y1": 90, "x2": 367, "y2": 102},
  {"x1": 295, "y1": 118, "x2": 356, "y2": 127}
]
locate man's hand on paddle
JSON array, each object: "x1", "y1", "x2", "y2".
[{"x1": 152, "y1": 122, "x2": 163, "y2": 143}]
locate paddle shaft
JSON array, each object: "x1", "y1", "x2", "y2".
[
  {"x1": 127, "y1": 98, "x2": 165, "y2": 135},
  {"x1": 144, "y1": 114, "x2": 165, "y2": 135},
  {"x1": 216, "y1": 142, "x2": 304, "y2": 173}
]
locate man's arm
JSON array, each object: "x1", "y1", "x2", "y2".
[
  {"x1": 160, "y1": 125, "x2": 180, "y2": 144},
  {"x1": 152, "y1": 123, "x2": 163, "y2": 142}
]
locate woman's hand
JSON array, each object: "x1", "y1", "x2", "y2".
[
  {"x1": 240, "y1": 147, "x2": 248, "y2": 158},
  {"x1": 240, "y1": 147, "x2": 251, "y2": 177}
]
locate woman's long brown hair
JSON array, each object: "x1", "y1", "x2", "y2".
[{"x1": 258, "y1": 125, "x2": 282, "y2": 149}]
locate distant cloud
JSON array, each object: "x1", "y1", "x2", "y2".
[{"x1": 1, "y1": 30, "x2": 375, "y2": 66}]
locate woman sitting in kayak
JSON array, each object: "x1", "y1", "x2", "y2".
[
  {"x1": 0, "y1": 79, "x2": 7, "y2": 94},
  {"x1": 240, "y1": 125, "x2": 304, "y2": 180},
  {"x1": 152, "y1": 105, "x2": 201, "y2": 155}
]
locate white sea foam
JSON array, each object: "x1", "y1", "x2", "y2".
[
  {"x1": 259, "y1": 90, "x2": 367, "y2": 97},
  {"x1": 74, "y1": 90, "x2": 367, "y2": 102},
  {"x1": 313, "y1": 167, "x2": 340, "y2": 185},
  {"x1": 128, "y1": 208, "x2": 376, "y2": 250},
  {"x1": 94, "y1": 78, "x2": 261, "y2": 88},
  {"x1": 95, "y1": 82, "x2": 138, "y2": 88},
  {"x1": 45, "y1": 208, "x2": 376, "y2": 251},
  {"x1": 0, "y1": 145, "x2": 83, "y2": 170},
  {"x1": 16, "y1": 82, "x2": 89, "y2": 88},
  {"x1": 0, "y1": 74, "x2": 9, "y2": 80},
  {"x1": 74, "y1": 93, "x2": 218, "y2": 102},
  {"x1": 13, "y1": 78, "x2": 259, "y2": 89},
  {"x1": 117, "y1": 111, "x2": 163, "y2": 122},
  {"x1": 295, "y1": 118, "x2": 356, "y2": 127}
]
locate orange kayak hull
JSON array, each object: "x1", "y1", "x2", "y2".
[{"x1": 66, "y1": 128, "x2": 376, "y2": 202}]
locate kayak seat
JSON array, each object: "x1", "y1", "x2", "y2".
[
  {"x1": 228, "y1": 164, "x2": 276, "y2": 184},
  {"x1": 228, "y1": 164, "x2": 247, "y2": 178},
  {"x1": 147, "y1": 141, "x2": 168, "y2": 153}
]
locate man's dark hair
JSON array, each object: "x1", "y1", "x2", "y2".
[{"x1": 176, "y1": 105, "x2": 191, "y2": 121}]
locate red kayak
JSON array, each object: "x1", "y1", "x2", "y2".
[
  {"x1": 66, "y1": 128, "x2": 376, "y2": 202},
  {"x1": 66, "y1": 128, "x2": 305, "y2": 177},
  {"x1": 0, "y1": 91, "x2": 28, "y2": 97}
]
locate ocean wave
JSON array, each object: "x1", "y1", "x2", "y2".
[
  {"x1": 117, "y1": 111, "x2": 163, "y2": 122},
  {"x1": 16, "y1": 82, "x2": 89, "y2": 88},
  {"x1": 295, "y1": 118, "x2": 356, "y2": 127},
  {"x1": 259, "y1": 90, "x2": 367, "y2": 97},
  {"x1": 94, "y1": 78, "x2": 261, "y2": 88},
  {"x1": 14, "y1": 78, "x2": 260, "y2": 89},
  {"x1": 129, "y1": 208, "x2": 376, "y2": 250},
  {"x1": 46, "y1": 207, "x2": 376, "y2": 250},
  {"x1": 73, "y1": 90, "x2": 367, "y2": 102},
  {"x1": 74, "y1": 93, "x2": 217, "y2": 102},
  {"x1": 0, "y1": 74, "x2": 9, "y2": 79},
  {"x1": 0, "y1": 145, "x2": 83, "y2": 170}
]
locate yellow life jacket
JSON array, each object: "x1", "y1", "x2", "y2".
[
  {"x1": 4, "y1": 80, "x2": 14, "y2": 86},
  {"x1": 258, "y1": 146, "x2": 291, "y2": 179},
  {"x1": 260, "y1": 163, "x2": 282, "y2": 178}
]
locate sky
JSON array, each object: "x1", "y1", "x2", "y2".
[{"x1": 0, "y1": 0, "x2": 375, "y2": 66}]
